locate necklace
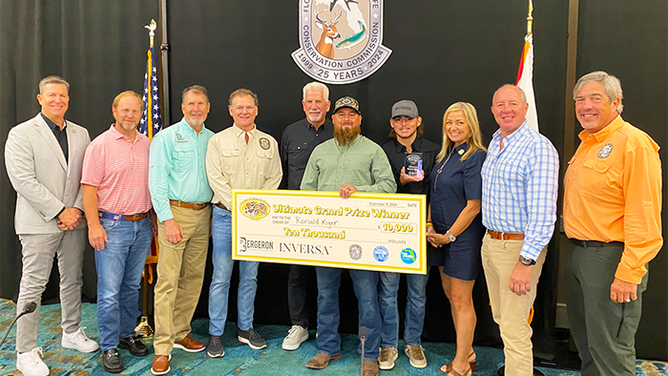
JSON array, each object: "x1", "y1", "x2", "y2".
[{"x1": 433, "y1": 147, "x2": 456, "y2": 191}]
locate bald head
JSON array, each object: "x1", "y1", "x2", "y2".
[{"x1": 491, "y1": 85, "x2": 529, "y2": 137}]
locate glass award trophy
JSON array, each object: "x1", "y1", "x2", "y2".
[{"x1": 404, "y1": 152, "x2": 423, "y2": 178}]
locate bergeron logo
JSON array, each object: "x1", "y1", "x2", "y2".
[{"x1": 292, "y1": 0, "x2": 392, "y2": 84}]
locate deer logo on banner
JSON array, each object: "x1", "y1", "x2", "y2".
[{"x1": 292, "y1": 0, "x2": 392, "y2": 84}]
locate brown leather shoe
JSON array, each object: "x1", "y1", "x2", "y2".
[
  {"x1": 151, "y1": 355, "x2": 170, "y2": 375},
  {"x1": 305, "y1": 352, "x2": 341, "y2": 369},
  {"x1": 173, "y1": 336, "x2": 205, "y2": 352},
  {"x1": 362, "y1": 360, "x2": 379, "y2": 376}
]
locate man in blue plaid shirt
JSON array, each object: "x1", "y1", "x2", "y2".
[{"x1": 480, "y1": 84, "x2": 559, "y2": 376}]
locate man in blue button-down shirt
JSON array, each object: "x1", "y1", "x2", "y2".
[
  {"x1": 480, "y1": 84, "x2": 558, "y2": 376},
  {"x1": 148, "y1": 85, "x2": 214, "y2": 375}
]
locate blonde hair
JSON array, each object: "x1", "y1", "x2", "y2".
[
  {"x1": 437, "y1": 102, "x2": 486, "y2": 162},
  {"x1": 112, "y1": 90, "x2": 143, "y2": 111}
]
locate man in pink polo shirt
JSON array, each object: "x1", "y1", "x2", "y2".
[{"x1": 81, "y1": 91, "x2": 154, "y2": 373}]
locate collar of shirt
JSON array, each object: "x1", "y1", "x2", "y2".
[
  {"x1": 390, "y1": 137, "x2": 429, "y2": 153},
  {"x1": 488, "y1": 120, "x2": 530, "y2": 155},
  {"x1": 41, "y1": 112, "x2": 66, "y2": 131},
  {"x1": 177, "y1": 117, "x2": 209, "y2": 138},
  {"x1": 453, "y1": 142, "x2": 469, "y2": 154},
  {"x1": 492, "y1": 120, "x2": 528, "y2": 146},
  {"x1": 335, "y1": 134, "x2": 364, "y2": 150},
  {"x1": 233, "y1": 123, "x2": 257, "y2": 138},
  {"x1": 305, "y1": 119, "x2": 328, "y2": 131},
  {"x1": 578, "y1": 114, "x2": 623, "y2": 143},
  {"x1": 109, "y1": 123, "x2": 145, "y2": 143}
]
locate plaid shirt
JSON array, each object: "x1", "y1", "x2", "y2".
[{"x1": 481, "y1": 122, "x2": 559, "y2": 260}]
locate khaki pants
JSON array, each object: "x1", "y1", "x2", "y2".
[
  {"x1": 153, "y1": 205, "x2": 211, "y2": 355},
  {"x1": 481, "y1": 233, "x2": 546, "y2": 376}
]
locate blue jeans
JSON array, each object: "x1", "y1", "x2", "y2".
[
  {"x1": 378, "y1": 271, "x2": 429, "y2": 347},
  {"x1": 95, "y1": 216, "x2": 152, "y2": 350},
  {"x1": 316, "y1": 267, "x2": 380, "y2": 361},
  {"x1": 209, "y1": 206, "x2": 259, "y2": 335}
]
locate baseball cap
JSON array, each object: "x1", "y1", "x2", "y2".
[
  {"x1": 333, "y1": 96, "x2": 361, "y2": 115},
  {"x1": 391, "y1": 99, "x2": 419, "y2": 118}
]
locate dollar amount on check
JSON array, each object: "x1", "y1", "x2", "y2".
[{"x1": 232, "y1": 189, "x2": 426, "y2": 274}]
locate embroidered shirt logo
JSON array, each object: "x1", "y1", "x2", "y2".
[
  {"x1": 598, "y1": 143, "x2": 613, "y2": 159},
  {"x1": 259, "y1": 137, "x2": 271, "y2": 150}
]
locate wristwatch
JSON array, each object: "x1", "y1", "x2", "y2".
[
  {"x1": 446, "y1": 230, "x2": 456, "y2": 243},
  {"x1": 519, "y1": 255, "x2": 536, "y2": 266}
]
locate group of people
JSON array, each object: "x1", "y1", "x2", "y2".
[{"x1": 4, "y1": 71, "x2": 661, "y2": 376}]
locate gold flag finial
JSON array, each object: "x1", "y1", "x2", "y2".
[
  {"x1": 527, "y1": 0, "x2": 534, "y2": 35},
  {"x1": 145, "y1": 19, "x2": 157, "y2": 48}
]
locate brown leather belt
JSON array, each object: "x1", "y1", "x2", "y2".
[
  {"x1": 214, "y1": 203, "x2": 229, "y2": 211},
  {"x1": 486, "y1": 229, "x2": 525, "y2": 240},
  {"x1": 98, "y1": 211, "x2": 148, "y2": 222},
  {"x1": 169, "y1": 200, "x2": 210, "y2": 210}
]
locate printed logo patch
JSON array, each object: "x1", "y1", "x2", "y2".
[
  {"x1": 400, "y1": 248, "x2": 416, "y2": 264},
  {"x1": 349, "y1": 244, "x2": 362, "y2": 260},
  {"x1": 373, "y1": 246, "x2": 389, "y2": 262},
  {"x1": 239, "y1": 198, "x2": 270, "y2": 220}
]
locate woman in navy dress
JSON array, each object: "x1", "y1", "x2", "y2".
[{"x1": 427, "y1": 102, "x2": 486, "y2": 376}]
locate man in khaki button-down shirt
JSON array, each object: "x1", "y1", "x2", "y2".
[{"x1": 205, "y1": 88, "x2": 282, "y2": 357}]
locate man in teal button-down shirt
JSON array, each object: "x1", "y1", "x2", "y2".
[{"x1": 148, "y1": 85, "x2": 214, "y2": 375}]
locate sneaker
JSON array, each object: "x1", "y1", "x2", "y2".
[
  {"x1": 282, "y1": 325, "x2": 309, "y2": 350},
  {"x1": 16, "y1": 348, "x2": 49, "y2": 376},
  {"x1": 237, "y1": 328, "x2": 267, "y2": 350},
  {"x1": 404, "y1": 344, "x2": 427, "y2": 368},
  {"x1": 378, "y1": 346, "x2": 398, "y2": 370},
  {"x1": 102, "y1": 348, "x2": 124, "y2": 373},
  {"x1": 207, "y1": 335, "x2": 225, "y2": 358},
  {"x1": 61, "y1": 327, "x2": 99, "y2": 353}
]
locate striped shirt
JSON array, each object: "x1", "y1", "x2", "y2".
[
  {"x1": 481, "y1": 121, "x2": 559, "y2": 260},
  {"x1": 81, "y1": 125, "x2": 152, "y2": 215}
]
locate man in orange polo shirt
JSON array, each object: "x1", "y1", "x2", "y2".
[{"x1": 563, "y1": 71, "x2": 662, "y2": 376}]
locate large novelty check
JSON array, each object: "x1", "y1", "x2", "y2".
[{"x1": 232, "y1": 189, "x2": 426, "y2": 274}]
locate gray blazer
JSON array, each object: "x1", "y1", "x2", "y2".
[{"x1": 5, "y1": 114, "x2": 90, "y2": 234}]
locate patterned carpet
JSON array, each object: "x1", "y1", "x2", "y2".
[{"x1": 0, "y1": 300, "x2": 665, "y2": 375}]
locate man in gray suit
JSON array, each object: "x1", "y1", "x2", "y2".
[{"x1": 5, "y1": 76, "x2": 99, "y2": 376}]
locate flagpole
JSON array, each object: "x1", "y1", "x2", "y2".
[
  {"x1": 527, "y1": 0, "x2": 533, "y2": 35},
  {"x1": 135, "y1": 19, "x2": 158, "y2": 338}
]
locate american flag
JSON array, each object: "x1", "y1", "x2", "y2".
[{"x1": 139, "y1": 45, "x2": 162, "y2": 139}]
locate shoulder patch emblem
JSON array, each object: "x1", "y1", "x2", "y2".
[{"x1": 598, "y1": 143, "x2": 613, "y2": 159}]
